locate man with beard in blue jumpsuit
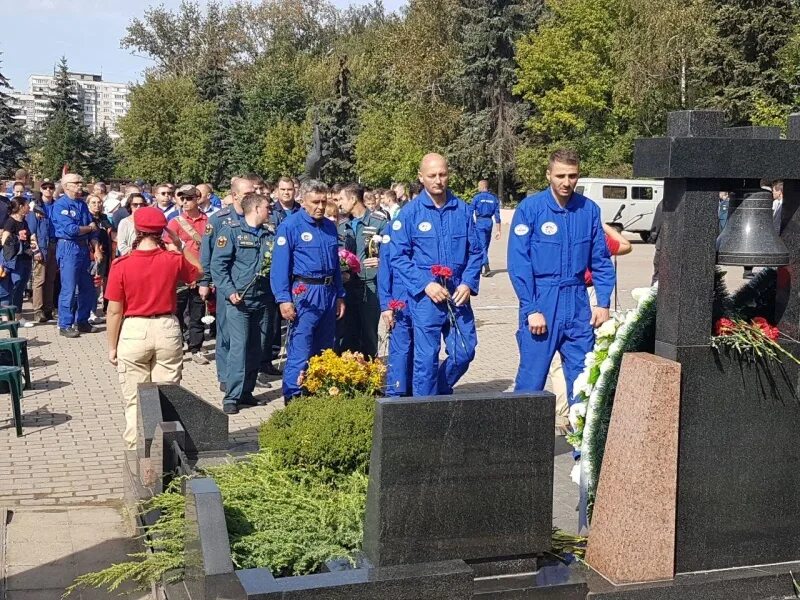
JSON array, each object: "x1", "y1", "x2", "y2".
[
  {"x1": 270, "y1": 180, "x2": 346, "y2": 401},
  {"x1": 507, "y1": 148, "x2": 615, "y2": 405},
  {"x1": 199, "y1": 177, "x2": 254, "y2": 392},
  {"x1": 390, "y1": 153, "x2": 483, "y2": 397},
  {"x1": 51, "y1": 173, "x2": 103, "y2": 337},
  {"x1": 377, "y1": 213, "x2": 413, "y2": 396},
  {"x1": 470, "y1": 179, "x2": 502, "y2": 277}
]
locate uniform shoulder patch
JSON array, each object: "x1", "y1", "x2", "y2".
[
  {"x1": 392, "y1": 220, "x2": 402, "y2": 231},
  {"x1": 514, "y1": 224, "x2": 530, "y2": 236},
  {"x1": 216, "y1": 235, "x2": 228, "y2": 248},
  {"x1": 276, "y1": 236, "x2": 287, "y2": 246},
  {"x1": 382, "y1": 234, "x2": 391, "y2": 244},
  {"x1": 204, "y1": 224, "x2": 213, "y2": 236}
]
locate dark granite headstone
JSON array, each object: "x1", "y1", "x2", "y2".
[
  {"x1": 237, "y1": 560, "x2": 474, "y2": 599},
  {"x1": 184, "y1": 478, "x2": 246, "y2": 600},
  {"x1": 363, "y1": 392, "x2": 555, "y2": 567},
  {"x1": 629, "y1": 110, "x2": 800, "y2": 574},
  {"x1": 137, "y1": 383, "x2": 228, "y2": 458}
]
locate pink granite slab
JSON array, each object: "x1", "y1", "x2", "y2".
[{"x1": 585, "y1": 352, "x2": 681, "y2": 584}]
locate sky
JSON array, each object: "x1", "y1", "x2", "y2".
[{"x1": 0, "y1": 0, "x2": 405, "y2": 91}]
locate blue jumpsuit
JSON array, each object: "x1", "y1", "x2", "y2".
[
  {"x1": 51, "y1": 194, "x2": 98, "y2": 330},
  {"x1": 471, "y1": 191, "x2": 501, "y2": 269},
  {"x1": 377, "y1": 217, "x2": 413, "y2": 397},
  {"x1": 507, "y1": 189, "x2": 615, "y2": 404},
  {"x1": 268, "y1": 201, "x2": 302, "y2": 364},
  {"x1": 390, "y1": 190, "x2": 483, "y2": 396},
  {"x1": 199, "y1": 206, "x2": 243, "y2": 386},
  {"x1": 210, "y1": 221, "x2": 275, "y2": 407},
  {"x1": 270, "y1": 210, "x2": 345, "y2": 399}
]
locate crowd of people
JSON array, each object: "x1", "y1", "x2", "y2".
[{"x1": 4, "y1": 148, "x2": 618, "y2": 447}]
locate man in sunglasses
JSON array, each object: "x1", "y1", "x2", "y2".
[
  {"x1": 28, "y1": 179, "x2": 57, "y2": 322},
  {"x1": 154, "y1": 183, "x2": 179, "y2": 222}
]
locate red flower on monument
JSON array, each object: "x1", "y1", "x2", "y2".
[
  {"x1": 431, "y1": 265, "x2": 453, "y2": 279},
  {"x1": 714, "y1": 318, "x2": 735, "y2": 336},
  {"x1": 752, "y1": 317, "x2": 780, "y2": 341},
  {"x1": 292, "y1": 283, "x2": 308, "y2": 296}
]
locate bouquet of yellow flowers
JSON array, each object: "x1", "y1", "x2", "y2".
[{"x1": 302, "y1": 349, "x2": 386, "y2": 397}]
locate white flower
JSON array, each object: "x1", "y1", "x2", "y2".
[
  {"x1": 597, "y1": 318, "x2": 618, "y2": 339},
  {"x1": 584, "y1": 351, "x2": 597, "y2": 368},
  {"x1": 572, "y1": 370, "x2": 590, "y2": 398},
  {"x1": 608, "y1": 339, "x2": 623, "y2": 357},
  {"x1": 631, "y1": 286, "x2": 655, "y2": 306},
  {"x1": 201, "y1": 315, "x2": 216, "y2": 325},
  {"x1": 568, "y1": 402, "x2": 587, "y2": 429},
  {"x1": 372, "y1": 234, "x2": 383, "y2": 243},
  {"x1": 588, "y1": 390, "x2": 600, "y2": 406},
  {"x1": 570, "y1": 462, "x2": 581, "y2": 486},
  {"x1": 599, "y1": 357, "x2": 615, "y2": 374},
  {"x1": 624, "y1": 310, "x2": 637, "y2": 326}
]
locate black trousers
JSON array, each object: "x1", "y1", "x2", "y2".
[
  {"x1": 259, "y1": 300, "x2": 278, "y2": 372},
  {"x1": 176, "y1": 286, "x2": 206, "y2": 353},
  {"x1": 336, "y1": 280, "x2": 380, "y2": 358}
]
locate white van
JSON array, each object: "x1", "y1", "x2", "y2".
[{"x1": 575, "y1": 178, "x2": 663, "y2": 242}]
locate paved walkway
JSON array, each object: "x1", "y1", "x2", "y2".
[{"x1": 0, "y1": 232, "x2": 703, "y2": 596}]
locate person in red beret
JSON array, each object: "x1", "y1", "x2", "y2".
[{"x1": 104, "y1": 207, "x2": 204, "y2": 450}]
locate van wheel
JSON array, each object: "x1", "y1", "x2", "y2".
[{"x1": 640, "y1": 232, "x2": 652, "y2": 243}]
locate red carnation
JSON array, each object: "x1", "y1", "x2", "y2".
[
  {"x1": 714, "y1": 318, "x2": 735, "y2": 336},
  {"x1": 388, "y1": 299, "x2": 406, "y2": 312},
  {"x1": 768, "y1": 326, "x2": 780, "y2": 341},
  {"x1": 431, "y1": 265, "x2": 453, "y2": 279},
  {"x1": 292, "y1": 283, "x2": 308, "y2": 296}
]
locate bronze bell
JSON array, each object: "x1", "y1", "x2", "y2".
[{"x1": 716, "y1": 191, "x2": 789, "y2": 267}]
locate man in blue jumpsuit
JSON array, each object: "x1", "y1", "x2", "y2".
[
  {"x1": 199, "y1": 177, "x2": 254, "y2": 392},
  {"x1": 211, "y1": 192, "x2": 275, "y2": 414},
  {"x1": 270, "y1": 180, "x2": 346, "y2": 401},
  {"x1": 390, "y1": 153, "x2": 483, "y2": 397},
  {"x1": 507, "y1": 148, "x2": 615, "y2": 404},
  {"x1": 470, "y1": 179, "x2": 502, "y2": 277},
  {"x1": 51, "y1": 173, "x2": 103, "y2": 338},
  {"x1": 377, "y1": 213, "x2": 414, "y2": 396}
]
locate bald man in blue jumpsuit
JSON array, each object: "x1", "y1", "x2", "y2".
[{"x1": 508, "y1": 149, "x2": 615, "y2": 406}]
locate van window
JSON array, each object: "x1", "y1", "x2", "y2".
[
  {"x1": 603, "y1": 186, "x2": 627, "y2": 200},
  {"x1": 575, "y1": 186, "x2": 585, "y2": 195},
  {"x1": 632, "y1": 186, "x2": 654, "y2": 200}
]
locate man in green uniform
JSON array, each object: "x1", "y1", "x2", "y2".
[{"x1": 336, "y1": 183, "x2": 387, "y2": 358}]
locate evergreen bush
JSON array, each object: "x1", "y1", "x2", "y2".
[{"x1": 259, "y1": 393, "x2": 375, "y2": 476}]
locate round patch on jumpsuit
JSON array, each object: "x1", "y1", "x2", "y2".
[
  {"x1": 418, "y1": 222, "x2": 432, "y2": 232},
  {"x1": 392, "y1": 220, "x2": 402, "y2": 231},
  {"x1": 300, "y1": 232, "x2": 313, "y2": 242},
  {"x1": 216, "y1": 235, "x2": 228, "y2": 248},
  {"x1": 514, "y1": 224, "x2": 530, "y2": 236},
  {"x1": 541, "y1": 222, "x2": 558, "y2": 236},
  {"x1": 382, "y1": 234, "x2": 391, "y2": 244},
  {"x1": 276, "y1": 236, "x2": 287, "y2": 246}
]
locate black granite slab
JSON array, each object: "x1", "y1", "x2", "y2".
[
  {"x1": 363, "y1": 392, "x2": 555, "y2": 567},
  {"x1": 672, "y1": 345, "x2": 800, "y2": 573},
  {"x1": 137, "y1": 383, "x2": 229, "y2": 458},
  {"x1": 237, "y1": 560, "x2": 474, "y2": 599},
  {"x1": 184, "y1": 478, "x2": 246, "y2": 600},
  {"x1": 473, "y1": 558, "x2": 589, "y2": 599},
  {"x1": 653, "y1": 181, "x2": 719, "y2": 349},
  {"x1": 666, "y1": 110, "x2": 724, "y2": 138},
  {"x1": 722, "y1": 126, "x2": 781, "y2": 139},
  {"x1": 585, "y1": 559, "x2": 800, "y2": 600},
  {"x1": 633, "y1": 137, "x2": 800, "y2": 180}
]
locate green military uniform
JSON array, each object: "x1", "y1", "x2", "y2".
[{"x1": 336, "y1": 210, "x2": 387, "y2": 357}]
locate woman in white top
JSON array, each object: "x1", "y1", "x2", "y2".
[{"x1": 116, "y1": 194, "x2": 148, "y2": 255}]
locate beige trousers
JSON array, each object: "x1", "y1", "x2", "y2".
[
  {"x1": 117, "y1": 316, "x2": 184, "y2": 449},
  {"x1": 549, "y1": 285, "x2": 598, "y2": 432}
]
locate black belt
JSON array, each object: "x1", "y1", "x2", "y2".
[
  {"x1": 58, "y1": 238, "x2": 89, "y2": 246},
  {"x1": 127, "y1": 313, "x2": 174, "y2": 319},
  {"x1": 293, "y1": 275, "x2": 334, "y2": 286}
]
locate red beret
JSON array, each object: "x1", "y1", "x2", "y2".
[{"x1": 134, "y1": 206, "x2": 167, "y2": 233}]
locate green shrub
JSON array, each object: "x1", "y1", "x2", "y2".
[
  {"x1": 66, "y1": 451, "x2": 368, "y2": 595},
  {"x1": 259, "y1": 393, "x2": 375, "y2": 476}
]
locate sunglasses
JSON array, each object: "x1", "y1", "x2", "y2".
[
  {"x1": 41, "y1": 186, "x2": 54, "y2": 190},
  {"x1": 131, "y1": 202, "x2": 145, "y2": 207}
]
